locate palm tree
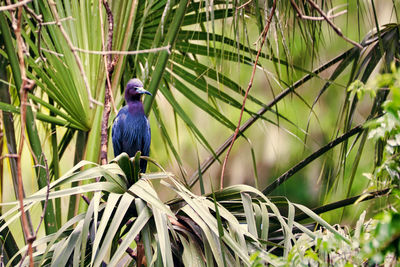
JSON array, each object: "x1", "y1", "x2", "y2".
[{"x1": 0, "y1": 0, "x2": 398, "y2": 265}]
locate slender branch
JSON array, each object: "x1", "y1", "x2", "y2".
[
  {"x1": 40, "y1": 48, "x2": 64, "y2": 57},
  {"x1": 327, "y1": 5, "x2": 347, "y2": 19},
  {"x1": 39, "y1": 46, "x2": 171, "y2": 58},
  {"x1": 41, "y1": 16, "x2": 73, "y2": 25},
  {"x1": 220, "y1": 0, "x2": 274, "y2": 189},
  {"x1": 100, "y1": 0, "x2": 116, "y2": 166},
  {"x1": 237, "y1": 0, "x2": 252, "y2": 10},
  {"x1": 290, "y1": 0, "x2": 347, "y2": 21},
  {"x1": 267, "y1": 187, "x2": 391, "y2": 233},
  {"x1": 24, "y1": 10, "x2": 71, "y2": 63},
  {"x1": 0, "y1": 0, "x2": 31, "y2": 12},
  {"x1": 294, "y1": 188, "x2": 391, "y2": 222},
  {"x1": 262, "y1": 124, "x2": 364, "y2": 195},
  {"x1": 289, "y1": 0, "x2": 304, "y2": 16},
  {"x1": 298, "y1": 10, "x2": 347, "y2": 21},
  {"x1": 0, "y1": 10, "x2": 35, "y2": 246},
  {"x1": 73, "y1": 45, "x2": 171, "y2": 55},
  {"x1": 48, "y1": 0, "x2": 99, "y2": 108},
  {"x1": 188, "y1": 48, "x2": 353, "y2": 188},
  {"x1": 23, "y1": 6, "x2": 47, "y2": 66},
  {"x1": 14, "y1": 2, "x2": 34, "y2": 266},
  {"x1": 0, "y1": 153, "x2": 19, "y2": 160},
  {"x1": 305, "y1": 0, "x2": 363, "y2": 49}
]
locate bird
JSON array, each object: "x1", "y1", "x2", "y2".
[{"x1": 112, "y1": 78, "x2": 151, "y2": 173}]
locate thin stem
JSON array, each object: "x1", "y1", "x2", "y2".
[
  {"x1": 262, "y1": 125, "x2": 364, "y2": 195},
  {"x1": 306, "y1": 0, "x2": 363, "y2": 49},
  {"x1": 100, "y1": 0, "x2": 116, "y2": 166},
  {"x1": 290, "y1": 0, "x2": 347, "y2": 21},
  {"x1": 73, "y1": 45, "x2": 170, "y2": 55},
  {"x1": 0, "y1": 29, "x2": 34, "y2": 243},
  {"x1": 23, "y1": 6, "x2": 45, "y2": 62},
  {"x1": 14, "y1": 2, "x2": 34, "y2": 265},
  {"x1": 0, "y1": 0, "x2": 32, "y2": 12},
  {"x1": 188, "y1": 48, "x2": 354, "y2": 188},
  {"x1": 294, "y1": 188, "x2": 391, "y2": 222},
  {"x1": 219, "y1": 0, "x2": 276, "y2": 189},
  {"x1": 267, "y1": 187, "x2": 391, "y2": 233},
  {"x1": 237, "y1": 0, "x2": 252, "y2": 10},
  {"x1": 40, "y1": 16, "x2": 73, "y2": 25}
]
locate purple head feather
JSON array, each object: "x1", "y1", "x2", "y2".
[{"x1": 124, "y1": 78, "x2": 151, "y2": 102}]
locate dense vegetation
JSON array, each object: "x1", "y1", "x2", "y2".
[{"x1": 0, "y1": 0, "x2": 399, "y2": 266}]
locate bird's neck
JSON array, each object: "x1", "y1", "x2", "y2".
[
  {"x1": 125, "y1": 93, "x2": 142, "y2": 102},
  {"x1": 127, "y1": 100, "x2": 145, "y2": 114}
]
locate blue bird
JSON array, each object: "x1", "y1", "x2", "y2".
[{"x1": 112, "y1": 79, "x2": 151, "y2": 173}]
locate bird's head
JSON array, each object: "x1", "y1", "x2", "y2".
[{"x1": 125, "y1": 78, "x2": 152, "y2": 102}]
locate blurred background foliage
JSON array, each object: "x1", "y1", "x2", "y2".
[{"x1": 0, "y1": 0, "x2": 399, "y2": 265}]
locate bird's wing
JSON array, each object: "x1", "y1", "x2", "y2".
[
  {"x1": 112, "y1": 111, "x2": 124, "y2": 157},
  {"x1": 142, "y1": 119, "x2": 151, "y2": 157}
]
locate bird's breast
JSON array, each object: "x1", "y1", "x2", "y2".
[
  {"x1": 119, "y1": 112, "x2": 150, "y2": 156},
  {"x1": 122, "y1": 112, "x2": 149, "y2": 135}
]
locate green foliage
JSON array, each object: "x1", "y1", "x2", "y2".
[
  {"x1": 348, "y1": 80, "x2": 376, "y2": 100},
  {"x1": 0, "y1": 0, "x2": 400, "y2": 266},
  {"x1": 281, "y1": 209, "x2": 400, "y2": 266},
  {"x1": 0, "y1": 153, "x2": 374, "y2": 266},
  {"x1": 362, "y1": 209, "x2": 400, "y2": 264},
  {"x1": 365, "y1": 64, "x2": 400, "y2": 185},
  {"x1": 0, "y1": 156, "x2": 291, "y2": 265}
]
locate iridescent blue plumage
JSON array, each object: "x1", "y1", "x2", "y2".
[{"x1": 112, "y1": 79, "x2": 151, "y2": 173}]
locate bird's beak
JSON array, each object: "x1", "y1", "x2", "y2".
[{"x1": 136, "y1": 87, "x2": 152, "y2": 96}]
